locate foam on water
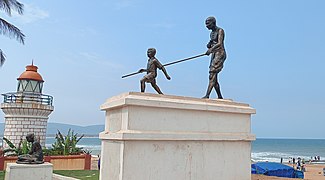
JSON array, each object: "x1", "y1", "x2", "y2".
[
  {"x1": 252, "y1": 139, "x2": 325, "y2": 162},
  {"x1": 252, "y1": 152, "x2": 311, "y2": 163}
]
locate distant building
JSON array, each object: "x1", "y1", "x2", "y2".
[{"x1": 1, "y1": 63, "x2": 54, "y2": 148}]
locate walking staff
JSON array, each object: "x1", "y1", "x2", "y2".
[{"x1": 121, "y1": 53, "x2": 206, "y2": 79}]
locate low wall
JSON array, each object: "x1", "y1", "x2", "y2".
[{"x1": 0, "y1": 154, "x2": 91, "y2": 170}]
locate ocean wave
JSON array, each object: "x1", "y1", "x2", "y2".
[
  {"x1": 45, "y1": 144, "x2": 101, "y2": 149},
  {"x1": 252, "y1": 151, "x2": 312, "y2": 163}
]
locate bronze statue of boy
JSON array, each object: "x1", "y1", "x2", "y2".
[
  {"x1": 203, "y1": 16, "x2": 227, "y2": 99},
  {"x1": 139, "y1": 48, "x2": 171, "y2": 94},
  {"x1": 16, "y1": 133, "x2": 44, "y2": 164}
]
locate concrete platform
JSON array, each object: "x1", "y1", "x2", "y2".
[
  {"x1": 100, "y1": 92, "x2": 256, "y2": 180},
  {"x1": 5, "y1": 162, "x2": 53, "y2": 180}
]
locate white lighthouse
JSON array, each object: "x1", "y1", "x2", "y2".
[{"x1": 1, "y1": 63, "x2": 54, "y2": 148}]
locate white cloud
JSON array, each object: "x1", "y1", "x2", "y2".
[
  {"x1": 72, "y1": 27, "x2": 98, "y2": 38},
  {"x1": 114, "y1": 0, "x2": 135, "y2": 10},
  {"x1": 149, "y1": 23, "x2": 175, "y2": 29},
  {"x1": 79, "y1": 52, "x2": 123, "y2": 69},
  {"x1": 12, "y1": 3, "x2": 49, "y2": 24}
]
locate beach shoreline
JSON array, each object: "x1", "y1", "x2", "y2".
[{"x1": 89, "y1": 157, "x2": 325, "y2": 179}]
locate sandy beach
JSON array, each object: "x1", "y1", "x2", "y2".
[
  {"x1": 252, "y1": 164, "x2": 325, "y2": 180},
  {"x1": 90, "y1": 157, "x2": 325, "y2": 179}
]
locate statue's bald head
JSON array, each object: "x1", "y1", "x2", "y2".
[
  {"x1": 206, "y1": 16, "x2": 216, "y2": 24},
  {"x1": 205, "y1": 16, "x2": 217, "y2": 30}
]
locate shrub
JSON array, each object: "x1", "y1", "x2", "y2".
[
  {"x1": 2, "y1": 129, "x2": 85, "y2": 156},
  {"x1": 50, "y1": 129, "x2": 84, "y2": 155},
  {"x1": 2, "y1": 137, "x2": 31, "y2": 156}
]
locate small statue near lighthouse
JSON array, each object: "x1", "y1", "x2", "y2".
[{"x1": 16, "y1": 133, "x2": 44, "y2": 164}]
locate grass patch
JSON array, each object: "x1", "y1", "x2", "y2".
[
  {"x1": 54, "y1": 170, "x2": 99, "y2": 180},
  {"x1": 0, "y1": 170, "x2": 99, "y2": 180},
  {"x1": 0, "y1": 171, "x2": 4, "y2": 180}
]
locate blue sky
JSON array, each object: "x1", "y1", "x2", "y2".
[{"x1": 1, "y1": 0, "x2": 324, "y2": 138}]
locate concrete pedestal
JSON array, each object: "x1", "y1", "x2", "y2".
[
  {"x1": 100, "y1": 92, "x2": 256, "y2": 180},
  {"x1": 5, "y1": 163, "x2": 53, "y2": 180}
]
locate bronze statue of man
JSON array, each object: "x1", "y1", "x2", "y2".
[
  {"x1": 202, "y1": 16, "x2": 227, "y2": 99},
  {"x1": 139, "y1": 48, "x2": 171, "y2": 94},
  {"x1": 17, "y1": 133, "x2": 44, "y2": 164}
]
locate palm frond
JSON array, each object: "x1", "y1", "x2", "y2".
[
  {"x1": 0, "y1": 0, "x2": 24, "y2": 16},
  {"x1": 0, "y1": 18, "x2": 25, "y2": 44},
  {"x1": 3, "y1": 137, "x2": 17, "y2": 149},
  {"x1": 76, "y1": 134, "x2": 84, "y2": 143},
  {"x1": 3, "y1": 148, "x2": 16, "y2": 154},
  {"x1": 0, "y1": 49, "x2": 5, "y2": 67}
]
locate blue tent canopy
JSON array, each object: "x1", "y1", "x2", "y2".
[
  {"x1": 251, "y1": 167, "x2": 257, "y2": 174},
  {"x1": 251, "y1": 162, "x2": 303, "y2": 179}
]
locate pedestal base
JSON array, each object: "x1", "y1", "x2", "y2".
[
  {"x1": 100, "y1": 92, "x2": 256, "y2": 180},
  {"x1": 5, "y1": 163, "x2": 53, "y2": 180}
]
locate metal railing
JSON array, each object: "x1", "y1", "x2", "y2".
[{"x1": 2, "y1": 92, "x2": 53, "y2": 105}]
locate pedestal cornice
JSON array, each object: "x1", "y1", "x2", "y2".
[{"x1": 101, "y1": 92, "x2": 256, "y2": 114}]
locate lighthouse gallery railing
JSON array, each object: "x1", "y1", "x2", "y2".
[{"x1": 2, "y1": 92, "x2": 53, "y2": 105}]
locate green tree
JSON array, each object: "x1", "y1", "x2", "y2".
[{"x1": 0, "y1": 0, "x2": 25, "y2": 66}]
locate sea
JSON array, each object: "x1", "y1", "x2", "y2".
[
  {"x1": 2, "y1": 137, "x2": 325, "y2": 162},
  {"x1": 44, "y1": 137, "x2": 102, "y2": 156},
  {"x1": 252, "y1": 138, "x2": 325, "y2": 163}
]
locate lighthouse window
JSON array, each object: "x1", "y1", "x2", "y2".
[
  {"x1": 17, "y1": 80, "x2": 43, "y2": 93},
  {"x1": 39, "y1": 83, "x2": 43, "y2": 92},
  {"x1": 30, "y1": 80, "x2": 38, "y2": 91},
  {"x1": 22, "y1": 80, "x2": 28, "y2": 90},
  {"x1": 17, "y1": 81, "x2": 21, "y2": 91},
  {"x1": 17, "y1": 80, "x2": 28, "y2": 92},
  {"x1": 25, "y1": 81, "x2": 33, "y2": 92},
  {"x1": 34, "y1": 82, "x2": 42, "y2": 93}
]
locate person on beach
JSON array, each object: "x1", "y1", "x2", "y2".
[
  {"x1": 301, "y1": 159, "x2": 306, "y2": 172},
  {"x1": 297, "y1": 159, "x2": 301, "y2": 170},
  {"x1": 98, "y1": 155, "x2": 100, "y2": 170},
  {"x1": 139, "y1": 48, "x2": 171, "y2": 94}
]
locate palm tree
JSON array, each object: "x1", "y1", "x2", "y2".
[{"x1": 0, "y1": 0, "x2": 25, "y2": 67}]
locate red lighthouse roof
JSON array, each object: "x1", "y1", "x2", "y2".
[{"x1": 17, "y1": 63, "x2": 44, "y2": 82}]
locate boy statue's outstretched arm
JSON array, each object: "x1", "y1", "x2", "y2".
[
  {"x1": 161, "y1": 67, "x2": 171, "y2": 80},
  {"x1": 155, "y1": 59, "x2": 171, "y2": 80}
]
